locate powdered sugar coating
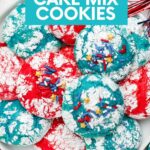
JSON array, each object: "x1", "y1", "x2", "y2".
[
  {"x1": 75, "y1": 26, "x2": 134, "y2": 81},
  {"x1": 16, "y1": 51, "x2": 81, "y2": 119},
  {"x1": 36, "y1": 118, "x2": 85, "y2": 150},
  {"x1": 0, "y1": 46, "x2": 24, "y2": 100},
  {"x1": 49, "y1": 25, "x2": 85, "y2": 45},
  {"x1": 84, "y1": 117, "x2": 141, "y2": 150},
  {"x1": 116, "y1": 15, "x2": 150, "y2": 72},
  {"x1": 117, "y1": 15, "x2": 148, "y2": 37},
  {"x1": 0, "y1": 100, "x2": 51, "y2": 145},
  {"x1": 62, "y1": 74, "x2": 124, "y2": 138},
  {"x1": 2, "y1": 4, "x2": 61, "y2": 58},
  {"x1": 119, "y1": 62, "x2": 150, "y2": 119}
]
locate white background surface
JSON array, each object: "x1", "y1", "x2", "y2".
[{"x1": 0, "y1": 0, "x2": 150, "y2": 150}]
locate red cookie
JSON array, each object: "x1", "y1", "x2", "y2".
[
  {"x1": 36, "y1": 118, "x2": 85, "y2": 150},
  {"x1": 16, "y1": 51, "x2": 81, "y2": 119},
  {"x1": 49, "y1": 25, "x2": 85, "y2": 45},
  {"x1": 0, "y1": 43, "x2": 24, "y2": 100},
  {"x1": 59, "y1": 46, "x2": 75, "y2": 60},
  {"x1": 119, "y1": 62, "x2": 150, "y2": 119}
]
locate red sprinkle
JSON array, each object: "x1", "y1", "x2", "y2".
[
  {"x1": 119, "y1": 45, "x2": 126, "y2": 54},
  {"x1": 78, "y1": 118, "x2": 84, "y2": 123},
  {"x1": 74, "y1": 102, "x2": 81, "y2": 111},
  {"x1": 101, "y1": 39, "x2": 109, "y2": 43},
  {"x1": 107, "y1": 54, "x2": 112, "y2": 57},
  {"x1": 0, "y1": 42, "x2": 7, "y2": 47},
  {"x1": 103, "y1": 59, "x2": 107, "y2": 71},
  {"x1": 103, "y1": 104, "x2": 108, "y2": 108},
  {"x1": 84, "y1": 116, "x2": 91, "y2": 122},
  {"x1": 92, "y1": 60, "x2": 99, "y2": 64},
  {"x1": 73, "y1": 106, "x2": 78, "y2": 110},
  {"x1": 113, "y1": 105, "x2": 118, "y2": 109},
  {"x1": 96, "y1": 54, "x2": 103, "y2": 58},
  {"x1": 78, "y1": 102, "x2": 81, "y2": 107}
]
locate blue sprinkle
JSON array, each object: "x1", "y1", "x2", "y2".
[
  {"x1": 51, "y1": 86, "x2": 57, "y2": 92},
  {"x1": 49, "y1": 83, "x2": 58, "y2": 92},
  {"x1": 56, "y1": 96, "x2": 59, "y2": 103},
  {"x1": 75, "y1": 93, "x2": 81, "y2": 99},
  {"x1": 55, "y1": 78, "x2": 60, "y2": 85},
  {"x1": 95, "y1": 44, "x2": 104, "y2": 52},
  {"x1": 103, "y1": 112, "x2": 108, "y2": 117},
  {"x1": 49, "y1": 84, "x2": 54, "y2": 88},
  {"x1": 97, "y1": 102, "x2": 104, "y2": 107},
  {"x1": 89, "y1": 110, "x2": 101, "y2": 117},
  {"x1": 51, "y1": 89, "x2": 56, "y2": 92},
  {"x1": 119, "y1": 59, "x2": 126, "y2": 63},
  {"x1": 88, "y1": 62, "x2": 96, "y2": 67},
  {"x1": 105, "y1": 43, "x2": 115, "y2": 54},
  {"x1": 44, "y1": 78, "x2": 50, "y2": 82},
  {"x1": 103, "y1": 109, "x2": 113, "y2": 117},
  {"x1": 105, "y1": 43, "x2": 109, "y2": 49},
  {"x1": 44, "y1": 66, "x2": 56, "y2": 73},
  {"x1": 39, "y1": 82, "x2": 47, "y2": 87},
  {"x1": 92, "y1": 56, "x2": 98, "y2": 61},
  {"x1": 44, "y1": 71, "x2": 53, "y2": 75},
  {"x1": 84, "y1": 122, "x2": 92, "y2": 129}
]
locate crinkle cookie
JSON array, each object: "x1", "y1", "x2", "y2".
[
  {"x1": 119, "y1": 62, "x2": 150, "y2": 119},
  {"x1": 0, "y1": 100, "x2": 51, "y2": 145},
  {"x1": 75, "y1": 26, "x2": 134, "y2": 81},
  {"x1": 49, "y1": 25, "x2": 85, "y2": 45},
  {"x1": 62, "y1": 74, "x2": 124, "y2": 138},
  {"x1": 116, "y1": 15, "x2": 150, "y2": 72},
  {"x1": 2, "y1": 3, "x2": 61, "y2": 58},
  {"x1": 36, "y1": 118, "x2": 85, "y2": 150},
  {"x1": 146, "y1": 143, "x2": 150, "y2": 150},
  {"x1": 16, "y1": 51, "x2": 81, "y2": 119},
  {"x1": 84, "y1": 116, "x2": 141, "y2": 150},
  {"x1": 0, "y1": 44, "x2": 24, "y2": 100}
]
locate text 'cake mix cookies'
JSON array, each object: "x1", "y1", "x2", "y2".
[
  {"x1": 49, "y1": 25, "x2": 85, "y2": 45},
  {"x1": 0, "y1": 100, "x2": 51, "y2": 146},
  {"x1": 75, "y1": 26, "x2": 135, "y2": 81},
  {"x1": 36, "y1": 118, "x2": 85, "y2": 150},
  {"x1": 2, "y1": 3, "x2": 61, "y2": 58},
  {"x1": 16, "y1": 50, "x2": 81, "y2": 119},
  {"x1": 119, "y1": 62, "x2": 150, "y2": 119},
  {"x1": 62, "y1": 74, "x2": 124, "y2": 138},
  {"x1": 84, "y1": 117, "x2": 141, "y2": 150},
  {"x1": 0, "y1": 44, "x2": 24, "y2": 100},
  {"x1": 116, "y1": 15, "x2": 150, "y2": 72}
]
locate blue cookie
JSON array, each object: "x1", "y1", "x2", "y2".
[
  {"x1": 146, "y1": 143, "x2": 150, "y2": 150},
  {"x1": 0, "y1": 100, "x2": 51, "y2": 145},
  {"x1": 62, "y1": 74, "x2": 124, "y2": 138},
  {"x1": 84, "y1": 116, "x2": 141, "y2": 150},
  {"x1": 116, "y1": 15, "x2": 150, "y2": 72},
  {"x1": 2, "y1": 3, "x2": 61, "y2": 58},
  {"x1": 75, "y1": 26, "x2": 134, "y2": 81}
]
